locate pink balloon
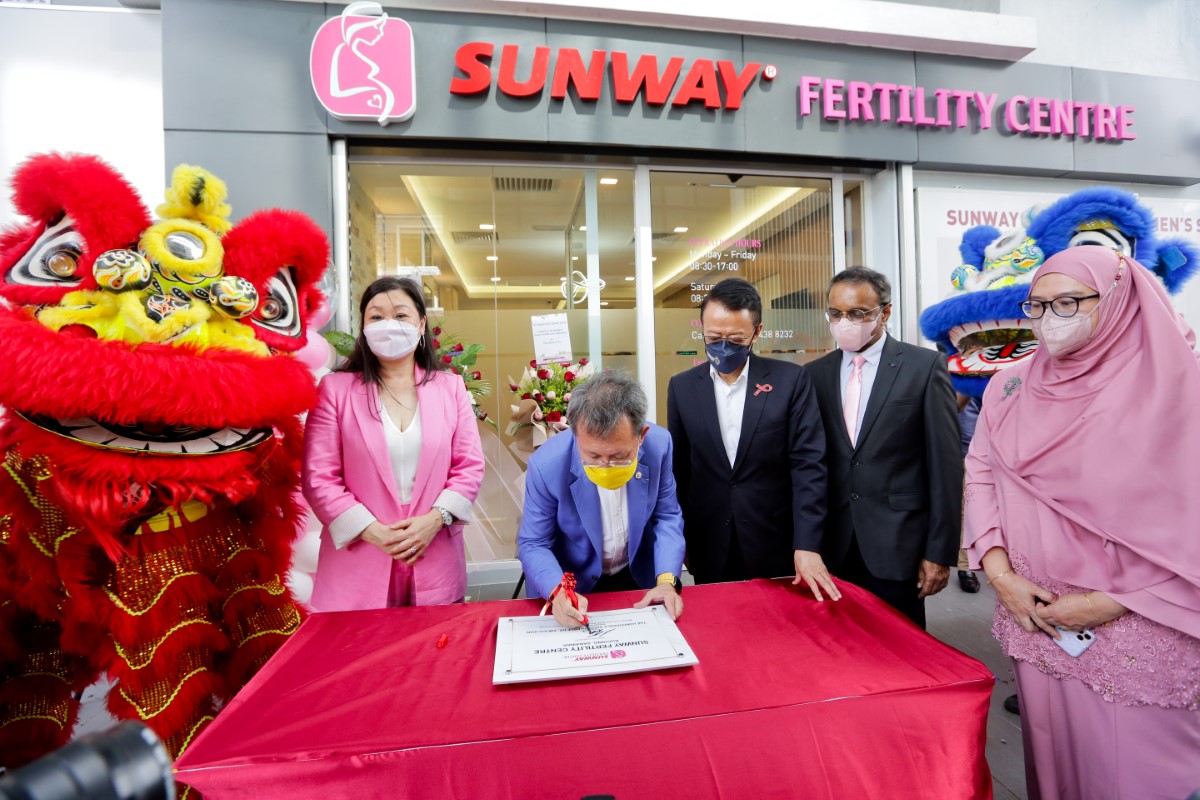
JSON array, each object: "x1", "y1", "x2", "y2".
[
  {"x1": 309, "y1": 300, "x2": 333, "y2": 329},
  {"x1": 296, "y1": 329, "x2": 333, "y2": 371}
]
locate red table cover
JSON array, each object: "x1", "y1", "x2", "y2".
[{"x1": 175, "y1": 579, "x2": 994, "y2": 799}]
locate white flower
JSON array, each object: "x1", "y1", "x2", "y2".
[
  {"x1": 546, "y1": 391, "x2": 556, "y2": 400},
  {"x1": 564, "y1": 392, "x2": 572, "y2": 402},
  {"x1": 533, "y1": 408, "x2": 544, "y2": 421}
]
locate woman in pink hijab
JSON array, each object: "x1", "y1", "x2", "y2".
[{"x1": 965, "y1": 246, "x2": 1200, "y2": 800}]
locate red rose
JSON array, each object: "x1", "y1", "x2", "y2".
[
  {"x1": 536, "y1": 369, "x2": 550, "y2": 380},
  {"x1": 546, "y1": 411, "x2": 562, "y2": 422},
  {"x1": 579, "y1": 357, "x2": 589, "y2": 366},
  {"x1": 529, "y1": 359, "x2": 538, "y2": 368},
  {"x1": 479, "y1": 411, "x2": 488, "y2": 420},
  {"x1": 432, "y1": 338, "x2": 440, "y2": 349},
  {"x1": 509, "y1": 382, "x2": 519, "y2": 392},
  {"x1": 454, "y1": 343, "x2": 464, "y2": 352},
  {"x1": 521, "y1": 392, "x2": 532, "y2": 400},
  {"x1": 433, "y1": 326, "x2": 442, "y2": 335},
  {"x1": 441, "y1": 355, "x2": 453, "y2": 364},
  {"x1": 534, "y1": 392, "x2": 545, "y2": 402},
  {"x1": 471, "y1": 371, "x2": 482, "y2": 380},
  {"x1": 563, "y1": 371, "x2": 576, "y2": 382}
]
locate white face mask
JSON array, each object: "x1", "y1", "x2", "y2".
[
  {"x1": 1032, "y1": 306, "x2": 1097, "y2": 357},
  {"x1": 829, "y1": 316, "x2": 880, "y2": 353},
  {"x1": 363, "y1": 319, "x2": 422, "y2": 360}
]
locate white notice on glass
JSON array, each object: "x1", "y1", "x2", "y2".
[
  {"x1": 530, "y1": 313, "x2": 573, "y2": 366},
  {"x1": 493, "y1": 606, "x2": 698, "y2": 684}
]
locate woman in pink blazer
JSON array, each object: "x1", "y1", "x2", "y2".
[{"x1": 303, "y1": 277, "x2": 485, "y2": 611}]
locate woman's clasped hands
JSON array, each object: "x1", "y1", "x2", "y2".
[{"x1": 361, "y1": 512, "x2": 446, "y2": 566}]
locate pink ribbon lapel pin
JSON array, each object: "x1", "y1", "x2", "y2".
[{"x1": 754, "y1": 383, "x2": 773, "y2": 397}]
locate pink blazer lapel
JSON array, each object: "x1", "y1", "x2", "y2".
[
  {"x1": 410, "y1": 372, "x2": 449, "y2": 513},
  {"x1": 349, "y1": 379, "x2": 401, "y2": 507}
]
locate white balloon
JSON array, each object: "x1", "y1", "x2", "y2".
[{"x1": 286, "y1": 570, "x2": 314, "y2": 605}]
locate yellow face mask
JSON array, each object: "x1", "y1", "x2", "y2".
[{"x1": 583, "y1": 459, "x2": 638, "y2": 490}]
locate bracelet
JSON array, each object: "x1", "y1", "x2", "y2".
[
  {"x1": 656, "y1": 572, "x2": 677, "y2": 586},
  {"x1": 986, "y1": 569, "x2": 1012, "y2": 586},
  {"x1": 1083, "y1": 591, "x2": 1100, "y2": 626}
]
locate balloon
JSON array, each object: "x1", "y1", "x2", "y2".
[
  {"x1": 286, "y1": 570, "x2": 314, "y2": 606},
  {"x1": 296, "y1": 328, "x2": 333, "y2": 371},
  {"x1": 309, "y1": 300, "x2": 333, "y2": 329}
]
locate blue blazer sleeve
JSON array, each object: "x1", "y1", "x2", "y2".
[
  {"x1": 648, "y1": 429, "x2": 686, "y2": 578},
  {"x1": 516, "y1": 455, "x2": 567, "y2": 600}
]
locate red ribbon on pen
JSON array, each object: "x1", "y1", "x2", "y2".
[{"x1": 539, "y1": 572, "x2": 589, "y2": 627}]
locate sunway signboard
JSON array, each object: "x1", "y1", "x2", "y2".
[{"x1": 308, "y1": 11, "x2": 1138, "y2": 145}]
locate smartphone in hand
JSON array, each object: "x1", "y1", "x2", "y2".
[{"x1": 1034, "y1": 598, "x2": 1097, "y2": 658}]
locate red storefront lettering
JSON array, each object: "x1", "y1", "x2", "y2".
[{"x1": 450, "y1": 42, "x2": 764, "y2": 111}]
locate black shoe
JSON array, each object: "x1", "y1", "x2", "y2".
[
  {"x1": 958, "y1": 570, "x2": 981, "y2": 593},
  {"x1": 1003, "y1": 693, "x2": 1020, "y2": 715}
]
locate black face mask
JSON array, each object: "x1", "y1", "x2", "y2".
[{"x1": 705, "y1": 339, "x2": 752, "y2": 374}]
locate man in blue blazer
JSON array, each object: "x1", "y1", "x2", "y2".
[{"x1": 518, "y1": 370, "x2": 686, "y2": 627}]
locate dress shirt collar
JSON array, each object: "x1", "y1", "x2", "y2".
[
  {"x1": 709, "y1": 359, "x2": 750, "y2": 390},
  {"x1": 841, "y1": 330, "x2": 887, "y2": 369}
]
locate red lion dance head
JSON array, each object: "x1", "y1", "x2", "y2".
[{"x1": 0, "y1": 153, "x2": 327, "y2": 774}]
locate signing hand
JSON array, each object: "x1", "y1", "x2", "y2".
[
  {"x1": 1036, "y1": 591, "x2": 1126, "y2": 632},
  {"x1": 552, "y1": 588, "x2": 589, "y2": 628},
  {"x1": 916, "y1": 560, "x2": 950, "y2": 599},
  {"x1": 633, "y1": 582, "x2": 683, "y2": 620},
  {"x1": 391, "y1": 511, "x2": 444, "y2": 566},
  {"x1": 991, "y1": 572, "x2": 1059, "y2": 637},
  {"x1": 792, "y1": 550, "x2": 842, "y2": 602}
]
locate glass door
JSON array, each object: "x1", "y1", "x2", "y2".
[{"x1": 649, "y1": 172, "x2": 836, "y2": 422}]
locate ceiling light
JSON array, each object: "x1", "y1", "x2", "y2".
[
  {"x1": 578, "y1": 225, "x2": 587, "y2": 232},
  {"x1": 601, "y1": 302, "x2": 610, "y2": 306},
  {"x1": 479, "y1": 223, "x2": 495, "y2": 231},
  {"x1": 673, "y1": 226, "x2": 689, "y2": 233},
  {"x1": 486, "y1": 255, "x2": 499, "y2": 261},
  {"x1": 651, "y1": 256, "x2": 657, "y2": 261},
  {"x1": 600, "y1": 178, "x2": 619, "y2": 185},
  {"x1": 624, "y1": 276, "x2": 635, "y2": 281},
  {"x1": 490, "y1": 276, "x2": 502, "y2": 283}
]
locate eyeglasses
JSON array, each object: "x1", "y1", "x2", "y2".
[
  {"x1": 702, "y1": 334, "x2": 753, "y2": 347},
  {"x1": 1020, "y1": 295, "x2": 1100, "y2": 319},
  {"x1": 825, "y1": 305, "x2": 882, "y2": 324},
  {"x1": 579, "y1": 458, "x2": 634, "y2": 469}
]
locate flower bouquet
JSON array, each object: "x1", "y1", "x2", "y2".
[
  {"x1": 506, "y1": 358, "x2": 594, "y2": 449},
  {"x1": 431, "y1": 321, "x2": 494, "y2": 426}
]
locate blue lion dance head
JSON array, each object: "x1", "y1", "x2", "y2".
[{"x1": 919, "y1": 186, "x2": 1199, "y2": 398}]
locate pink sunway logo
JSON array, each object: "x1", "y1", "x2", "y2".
[
  {"x1": 610, "y1": 650, "x2": 627, "y2": 659},
  {"x1": 310, "y1": 2, "x2": 416, "y2": 126}
]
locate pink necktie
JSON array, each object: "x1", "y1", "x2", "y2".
[{"x1": 844, "y1": 354, "x2": 866, "y2": 445}]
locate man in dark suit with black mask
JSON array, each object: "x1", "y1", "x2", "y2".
[
  {"x1": 804, "y1": 267, "x2": 961, "y2": 628},
  {"x1": 667, "y1": 278, "x2": 839, "y2": 601}
]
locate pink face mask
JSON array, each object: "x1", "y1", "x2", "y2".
[
  {"x1": 1032, "y1": 305, "x2": 1099, "y2": 357},
  {"x1": 829, "y1": 317, "x2": 880, "y2": 353}
]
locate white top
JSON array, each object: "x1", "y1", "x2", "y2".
[
  {"x1": 710, "y1": 361, "x2": 750, "y2": 467},
  {"x1": 598, "y1": 485, "x2": 630, "y2": 576},
  {"x1": 840, "y1": 331, "x2": 888, "y2": 435},
  {"x1": 381, "y1": 401, "x2": 421, "y2": 504}
]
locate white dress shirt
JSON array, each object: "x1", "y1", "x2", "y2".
[
  {"x1": 710, "y1": 362, "x2": 750, "y2": 467},
  {"x1": 840, "y1": 332, "x2": 888, "y2": 435},
  {"x1": 597, "y1": 485, "x2": 630, "y2": 575}
]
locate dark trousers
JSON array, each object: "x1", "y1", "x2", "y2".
[
  {"x1": 592, "y1": 566, "x2": 641, "y2": 593},
  {"x1": 692, "y1": 523, "x2": 749, "y2": 585},
  {"x1": 837, "y1": 533, "x2": 926, "y2": 629}
]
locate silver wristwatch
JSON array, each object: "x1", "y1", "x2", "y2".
[{"x1": 432, "y1": 505, "x2": 453, "y2": 528}]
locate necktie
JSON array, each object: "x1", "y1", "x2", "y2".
[{"x1": 844, "y1": 354, "x2": 866, "y2": 446}]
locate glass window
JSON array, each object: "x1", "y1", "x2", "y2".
[
  {"x1": 649, "y1": 172, "x2": 836, "y2": 422},
  {"x1": 348, "y1": 162, "x2": 634, "y2": 565}
]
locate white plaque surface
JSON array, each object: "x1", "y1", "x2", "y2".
[{"x1": 493, "y1": 606, "x2": 698, "y2": 685}]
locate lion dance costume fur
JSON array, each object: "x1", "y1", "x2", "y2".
[{"x1": 0, "y1": 153, "x2": 327, "y2": 771}]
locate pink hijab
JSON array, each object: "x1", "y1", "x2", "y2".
[{"x1": 987, "y1": 247, "x2": 1200, "y2": 635}]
